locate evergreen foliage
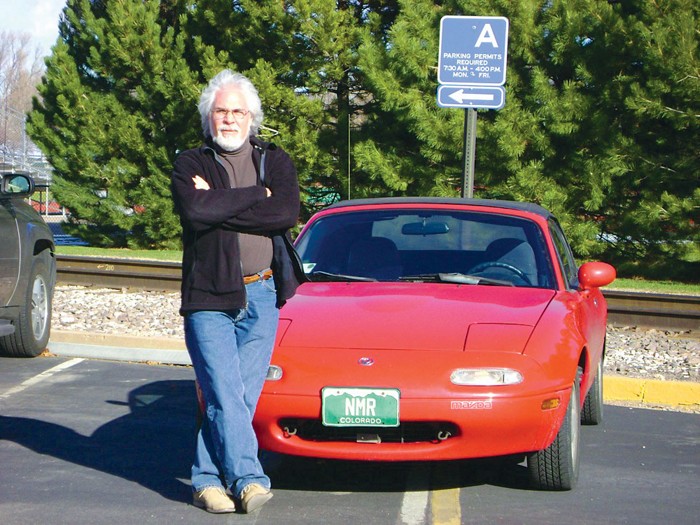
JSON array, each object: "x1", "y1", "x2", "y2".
[
  {"x1": 187, "y1": 0, "x2": 401, "y2": 217},
  {"x1": 358, "y1": 0, "x2": 698, "y2": 275},
  {"x1": 26, "y1": 0, "x2": 698, "y2": 280},
  {"x1": 27, "y1": 0, "x2": 200, "y2": 248}
]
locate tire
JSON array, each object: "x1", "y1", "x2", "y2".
[
  {"x1": 582, "y1": 356, "x2": 604, "y2": 425},
  {"x1": 527, "y1": 376, "x2": 581, "y2": 491},
  {"x1": 0, "y1": 251, "x2": 53, "y2": 357}
]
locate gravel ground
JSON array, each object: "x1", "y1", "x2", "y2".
[{"x1": 52, "y1": 285, "x2": 700, "y2": 383}]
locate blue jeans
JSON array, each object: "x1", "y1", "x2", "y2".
[{"x1": 184, "y1": 278, "x2": 279, "y2": 498}]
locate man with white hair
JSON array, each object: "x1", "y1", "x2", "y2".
[{"x1": 171, "y1": 69, "x2": 303, "y2": 514}]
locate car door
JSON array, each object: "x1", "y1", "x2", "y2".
[
  {"x1": 0, "y1": 195, "x2": 21, "y2": 306},
  {"x1": 549, "y1": 220, "x2": 607, "y2": 365}
]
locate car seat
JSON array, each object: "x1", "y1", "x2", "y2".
[{"x1": 346, "y1": 237, "x2": 402, "y2": 280}]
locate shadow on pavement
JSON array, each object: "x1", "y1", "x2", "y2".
[
  {"x1": 264, "y1": 453, "x2": 532, "y2": 493},
  {"x1": 2, "y1": 377, "x2": 540, "y2": 501},
  {"x1": 0, "y1": 380, "x2": 196, "y2": 503}
]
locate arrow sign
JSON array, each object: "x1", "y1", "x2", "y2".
[
  {"x1": 449, "y1": 89, "x2": 494, "y2": 103},
  {"x1": 437, "y1": 85, "x2": 505, "y2": 109}
]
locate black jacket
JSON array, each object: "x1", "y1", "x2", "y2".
[{"x1": 171, "y1": 136, "x2": 305, "y2": 313}]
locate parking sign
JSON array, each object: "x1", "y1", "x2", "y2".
[{"x1": 438, "y1": 16, "x2": 509, "y2": 86}]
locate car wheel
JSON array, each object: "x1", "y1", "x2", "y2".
[
  {"x1": 582, "y1": 356, "x2": 604, "y2": 425},
  {"x1": 527, "y1": 375, "x2": 581, "y2": 491},
  {"x1": 0, "y1": 251, "x2": 53, "y2": 357}
]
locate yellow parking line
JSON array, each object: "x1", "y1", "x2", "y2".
[
  {"x1": 430, "y1": 461, "x2": 462, "y2": 525},
  {"x1": 431, "y1": 486, "x2": 461, "y2": 525}
]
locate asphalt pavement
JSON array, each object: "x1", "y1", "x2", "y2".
[{"x1": 1, "y1": 355, "x2": 699, "y2": 525}]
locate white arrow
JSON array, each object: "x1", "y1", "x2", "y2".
[{"x1": 448, "y1": 89, "x2": 495, "y2": 104}]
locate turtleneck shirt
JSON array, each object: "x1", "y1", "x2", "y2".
[{"x1": 218, "y1": 141, "x2": 273, "y2": 276}]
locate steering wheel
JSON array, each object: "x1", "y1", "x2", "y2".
[{"x1": 469, "y1": 261, "x2": 532, "y2": 285}]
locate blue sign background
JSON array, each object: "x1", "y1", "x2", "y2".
[{"x1": 438, "y1": 16, "x2": 509, "y2": 86}]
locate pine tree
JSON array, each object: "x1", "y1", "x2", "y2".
[
  {"x1": 25, "y1": 0, "x2": 698, "y2": 278},
  {"x1": 188, "y1": 0, "x2": 400, "y2": 217},
  {"x1": 354, "y1": 0, "x2": 450, "y2": 197},
  {"x1": 356, "y1": 0, "x2": 598, "y2": 245},
  {"x1": 358, "y1": 0, "x2": 698, "y2": 275},
  {"x1": 583, "y1": 0, "x2": 699, "y2": 273},
  {"x1": 27, "y1": 0, "x2": 200, "y2": 248}
]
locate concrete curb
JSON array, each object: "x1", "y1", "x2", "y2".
[
  {"x1": 604, "y1": 375, "x2": 699, "y2": 411},
  {"x1": 48, "y1": 330, "x2": 699, "y2": 411},
  {"x1": 48, "y1": 330, "x2": 191, "y2": 366}
]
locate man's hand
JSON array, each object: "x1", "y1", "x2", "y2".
[{"x1": 192, "y1": 175, "x2": 210, "y2": 190}]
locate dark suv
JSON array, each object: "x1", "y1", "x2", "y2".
[{"x1": 0, "y1": 172, "x2": 56, "y2": 357}]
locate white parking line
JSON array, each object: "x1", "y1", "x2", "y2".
[
  {"x1": 400, "y1": 463, "x2": 430, "y2": 525},
  {"x1": 0, "y1": 358, "x2": 84, "y2": 400}
]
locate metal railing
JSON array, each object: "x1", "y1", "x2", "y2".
[{"x1": 0, "y1": 103, "x2": 53, "y2": 184}]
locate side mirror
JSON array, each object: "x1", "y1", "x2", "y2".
[
  {"x1": 1, "y1": 173, "x2": 35, "y2": 197},
  {"x1": 578, "y1": 262, "x2": 616, "y2": 290}
]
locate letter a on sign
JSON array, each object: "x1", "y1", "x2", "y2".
[{"x1": 475, "y1": 24, "x2": 499, "y2": 48}]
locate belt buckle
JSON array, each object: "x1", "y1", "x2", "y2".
[{"x1": 244, "y1": 269, "x2": 271, "y2": 285}]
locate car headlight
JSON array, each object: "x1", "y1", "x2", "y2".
[
  {"x1": 266, "y1": 365, "x2": 283, "y2": 381},
  {"x1": 450, "y1": 368, "x2": 523, "y2": 386}
]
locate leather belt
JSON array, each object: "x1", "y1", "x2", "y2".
[{"x1": 243, "y1": 269, "x2": 273, "y2": 285}]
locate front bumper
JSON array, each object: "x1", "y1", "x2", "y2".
[{"x1": 254, "y1": 386, "x2": 572, "y2": 461}]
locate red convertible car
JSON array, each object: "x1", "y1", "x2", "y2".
[{"x1": 254, "y1": 197, "x2": 615, "y2": 490}]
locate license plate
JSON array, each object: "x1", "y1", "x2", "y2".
[{"x1": 321, "y1": 387, "x2": 400, "y2": 427}]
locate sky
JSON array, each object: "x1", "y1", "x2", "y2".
[{"x1": 0, "y1": 0, "x2": 66, "y2": 57}]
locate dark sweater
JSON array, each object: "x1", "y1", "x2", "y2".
[
  {"x1": 171, "y1": 136, "x2": 303, "y2": 313},
  {"x1": 219, "y1": 141, "x2": 274, "y2": 275}
]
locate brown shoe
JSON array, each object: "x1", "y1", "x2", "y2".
[
  {"x1": 240, "y1": 483, "x2": 273, "y2": 513},
  {"x1": 193, "y1": 486, "x2": 236, "y2": 513}
]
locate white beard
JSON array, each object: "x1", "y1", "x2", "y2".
[{"x1": 213, "y1": 130, "x2": 248, "y2": 151}]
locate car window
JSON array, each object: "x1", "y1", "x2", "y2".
[
  {"x1": 296, "y1": 209, "x2": 555, "y2": 288},
  {"x1": 548, "y1": 219, "x2": 579, "y2": 289}
]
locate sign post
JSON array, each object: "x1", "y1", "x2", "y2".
[
  {"x1": 462, "y1": 108, "x2": 478, "y2": 198},
  {"x1": 437, "y1": 16, "x2": 509, "y2": 197}
]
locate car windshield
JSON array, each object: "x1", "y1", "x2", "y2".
[{"x1": 295, "y1": 208, "x2": 555, "y2": 288}]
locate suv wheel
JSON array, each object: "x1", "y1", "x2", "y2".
[{"x1": 0, "y1": 251, "x2": 53, "y2": 357}]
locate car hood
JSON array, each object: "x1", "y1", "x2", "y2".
[{"x1": 278, "y1": 283, "x2": 556, "y2": 352}]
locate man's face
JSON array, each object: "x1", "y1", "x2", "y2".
[{"x1": 210, "y1": 87, "x2": 252, "y2": 151}]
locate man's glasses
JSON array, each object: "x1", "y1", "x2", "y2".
[{"x1": 212, "y1": 108, "x2": 250, "y2": 121}]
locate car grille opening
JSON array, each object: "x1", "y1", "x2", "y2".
[{"x1": 278, "y1": 418, "x2": 460, "y2": 444}]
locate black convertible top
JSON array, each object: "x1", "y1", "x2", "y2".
[{"x1": 326, "y1": 197, "x2": 553, "y2": 220}]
